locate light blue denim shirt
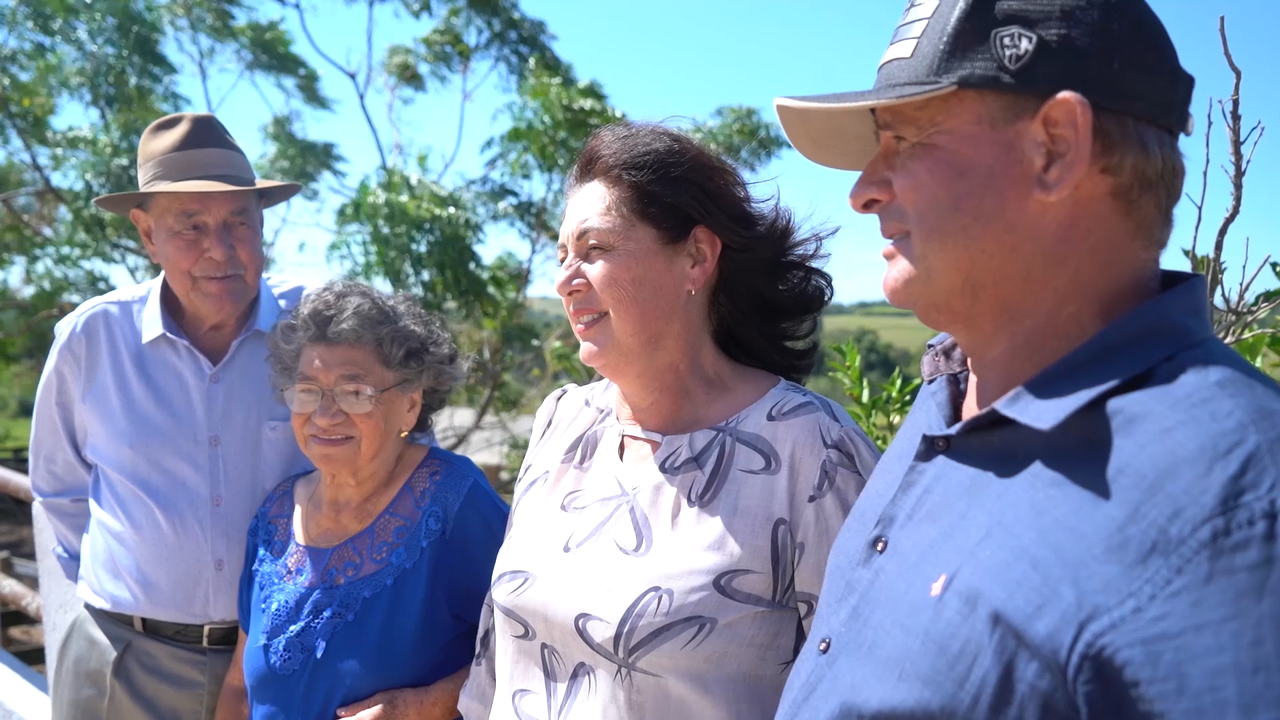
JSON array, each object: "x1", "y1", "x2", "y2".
[{"x1": 29, "y1": 273, "x2": 315, "y2": 624}]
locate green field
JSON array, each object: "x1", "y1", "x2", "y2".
[
  {"x1": 525, "y1": 297, "x2": 933, "y2": 353},
  {"x1": 820, "y1": 311, "x2": 934, "y2": 353}
]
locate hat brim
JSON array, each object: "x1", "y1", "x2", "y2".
[
  {"x1": 92, "y1": 178, "x2": 302, "y2": 217},
  {"x1": 774, "y1": 82, "x2": 959, "y2": 171}
]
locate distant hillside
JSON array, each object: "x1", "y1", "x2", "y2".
[{"x1": 525, "y1": 297, "x2": 934, "y2": 354}]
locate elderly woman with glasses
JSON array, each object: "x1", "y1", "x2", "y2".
[{"x1": 214, "y1": 281, "x2": 509, "y2": 720}]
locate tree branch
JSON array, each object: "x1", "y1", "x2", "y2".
[
  {"x1": 291, "y1": 0, "x2": 388, "y2": 171},
  {"x1": 437, "y1": 65, "x2": 473, "y2": 181},
  {"x1": 248, "y1": 75, "x2": 278, "y2": 114},
  {"x1": 363, "y1": 0, "x2": 376, "y2": 95},
  {"x1": 214, "y1": 65, "x2": 250, "y2": 113},
  {"x1": 192, "y1": 23, "x2": 215, "y2": 112},
  {"x1": 385, "y1": 78, "x2": 404, "y2": 162},
  {"x1": 1186, "y1": 97, "x2": 1212, "y2": 271},
  {"x1": 1208, "y1": 15, "x2": 1247, "y2": 303},
  {"x1": 0, "y1": 99, "x2": 68, "y2": 206}
]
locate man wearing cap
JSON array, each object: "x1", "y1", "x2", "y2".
[
  {"x1": 29, "y1": 113, "x2": 314, "y2": 719},
  {"x1": 771, "y1": 0, "x2": 1279, "y2": 717}
]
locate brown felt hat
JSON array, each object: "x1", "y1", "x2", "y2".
[{"x1": 93, "y1": 112, "x2": 302, "y2": 216}]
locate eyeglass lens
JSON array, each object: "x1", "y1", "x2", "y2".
[{"x1": 282, "y1": 384, "x2": 379, "y2": 414}]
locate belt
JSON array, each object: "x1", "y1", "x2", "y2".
[{"x1": 97, "y1": 606, "x2": 239, "y2": 648}]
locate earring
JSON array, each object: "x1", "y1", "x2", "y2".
[
  {"x1": 399, "y1": 429, "x2": 410, "y2": 438},
  {"x1": 690, "y1": 288, "x2": 697, "y2": 297}
]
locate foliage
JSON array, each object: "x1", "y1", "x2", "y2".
[
  {"x1": 0, "y1": 0, "x2": 791, "y2": 467},
  {"x1": 826, "y1": 340, "x2": 920, "y2": 452}
]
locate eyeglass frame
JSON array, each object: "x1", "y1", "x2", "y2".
[{"x1": 279, "y1": 379, "x2": 411, "y2": 415}]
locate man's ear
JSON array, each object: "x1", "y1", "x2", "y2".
[
  {"x1": 686, "y1": 225, "x2": 723, "y2": 293},
  {"x1": 1026, "y1": 91, "x2": 1095, "y2": 203},
  {"x1": 129, "y1": 206, "x2": 162, "y2": 264}
]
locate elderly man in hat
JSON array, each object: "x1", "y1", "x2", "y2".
[
  {"x1": 771, "y1": 0, "x2": 1280, "y2": 718},
  {"x1": 29, "y1": 113, "x2": 314, "y2": 719}
]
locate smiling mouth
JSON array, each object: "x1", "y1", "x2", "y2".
[
  {"x1": 572, "y1": 311, "x2": 609, "y2": 332},
  {"x1": 310, "y1": 434, "x2": 354, "y2": 445}
]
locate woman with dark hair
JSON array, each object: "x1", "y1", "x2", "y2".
[{"x1": 457, "y1": 122, "x2": 880, "y2": 720}]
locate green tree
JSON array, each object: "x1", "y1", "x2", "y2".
[{"x1": 0, "y1": 0, "x2": 789, "y2": 463}]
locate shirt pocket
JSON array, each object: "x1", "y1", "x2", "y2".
[{"x1": 260, "y1": 420, "x2": 311, "y2": 490}]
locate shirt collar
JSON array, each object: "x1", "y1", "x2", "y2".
[
  {"x1": 141, "y1": 273, "x2": 280, "y2": 344},
  {"x1": 920, "y1": 271, "x2": 1216, "y2": 433}
]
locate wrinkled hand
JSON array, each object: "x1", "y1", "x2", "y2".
[{"x1": 336, "y1": 688, "x2": 428, "y2": 720}]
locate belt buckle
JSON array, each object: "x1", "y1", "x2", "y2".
[{"x1": 202, "y1": 624, "x2": 214, "y2": 648}]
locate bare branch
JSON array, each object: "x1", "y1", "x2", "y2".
[
  {"x1": 266, "y1": 202, "x2": 295, "y2": 261},
  {"x1": 0, "y1": 99, "x2": 68, "y2": 206},
  {"x1": 1207, "y1": 16, "x2": 1249, "y2": 303},
  {"x1": 1, "y1": 199, "x2": 55, "y2": 239},
  {"x1": 291, "y1": 0, "x2": 388, "y2": 171},
  {"x1": 1187, "y1": 98, "x2": 1213, "y2": 268},
  {"x1": 363, "y1": 0, "x2": 376, "y2": 95},
  {"x1": 248, "y1": 75, "x2": 278, "y2": 115},
  {"x1": 193, "y1": 25, "x2": 215, "y2": 112},
  {"x1": 384, "y1": 78, "x2": 404, "y2": 162},
  {"x1": 214, "y1": 65, "x2": 250, "y2": 113},
  {"x1": 437, "y1": 66, "x2": 473, "y2": 181},
  {"x1": 1242, "y1": 123, "x2": 1265, "y2": 176},
  {"x1": 0, "y1": 186, "x2": 45, "y2": 204},
  {"x1": 1229, "y1": 324, "x2": 1280, "y2": 346}
]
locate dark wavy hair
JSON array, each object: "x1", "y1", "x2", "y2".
[{"x1": 566, "y1": 121, "x2": 835, "y2": 383}]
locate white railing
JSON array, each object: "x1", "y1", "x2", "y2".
[{"x1": 0, "y1": 465, "x2": 54, "y2": 720}]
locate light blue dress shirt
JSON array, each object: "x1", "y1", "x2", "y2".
[{"x1": 29, "y1": 273, "x2": 315, "y2": 624}]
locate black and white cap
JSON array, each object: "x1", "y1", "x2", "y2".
[{"x1": 774, "y1": 0, "x2": 1196, "y2": 171}]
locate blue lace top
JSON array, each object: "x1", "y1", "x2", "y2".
[{"x1": 238, "y1": 448, "x2": 509, "y2": 720}]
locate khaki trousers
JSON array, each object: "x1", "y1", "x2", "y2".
[{"x1": 50, "y1": 605, "x2": 233, "y2": 720}]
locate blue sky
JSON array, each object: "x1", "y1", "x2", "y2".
[{"x1": 190, "y1": 0, "x2": 1279, "y2": 303}]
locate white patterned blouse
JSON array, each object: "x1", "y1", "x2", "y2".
[{"x1": 457, "y1": 378, "x2": 880, "y2": 720}]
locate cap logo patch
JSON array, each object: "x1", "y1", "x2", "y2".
[
  {"x1": 879, "y1": 0, "x2": 941, "y2": 68},
  {"x1": 991, "y1": 26, "x2": 1038, "y2": 72}
]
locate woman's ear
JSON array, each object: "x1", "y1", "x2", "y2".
[
  {"x1": 402, "y1": 388, "x2": 423, "y2": 433},
  {"x1": 687, "y1": 225, "x2": 723, "y2": 292}
]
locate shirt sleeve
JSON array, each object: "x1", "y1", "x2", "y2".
[
  {"x1": 28, "y1": 318, "x2": 92, "y2": 583},
  {"x1": 1075, "y1": 498, "x2": 1280, "y2": 718},
  {"x1": 793, "y1": 423, "x2": 878, "y2": 639},
  {"x1": 452, "y1": 476, "x2": 512, "y2": 720},
  {"x1": 458, "y1": 387, "x2": 567, "y2": 718},
  {"x1": 238, "y1": 516, "x2": 261, "y2": 634},
  {"x1": 446, "y1": 475, "x2": 510, "y2": 628}
]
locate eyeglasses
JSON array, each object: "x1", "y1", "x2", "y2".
[{"x1": 280, "y1": 380, "x2": 407, "y2": 415}]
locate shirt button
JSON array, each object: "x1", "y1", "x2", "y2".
[
  {"x1": 873, "y1": 536, "x2": 889, "y2": 554},
  {"x1": 213, "y1": 495, "x2": 223, "y2": 507},
  {"x1": 210, "y1": 372, "x2": 221, "y2": 383},
  {"x1": 933, "y1": 437, "x2": 950, "y2": 452},
  {"x1": 209, "y1": 435, "x2": 221, "y2": 447},
  {"x1": 214, "y1": 560, "x2": 225, "y2": 572},
  {"x1": 817, "y1": 638, "x2": 831, "y2": 654}
]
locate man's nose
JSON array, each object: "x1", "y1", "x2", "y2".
[{"x1": 849, "y1": 153, "x2": 893, "y2": 215}]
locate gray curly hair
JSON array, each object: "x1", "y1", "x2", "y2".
[{"x1": 267, "y1": 280, "x2": 466, "y2": 433}]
